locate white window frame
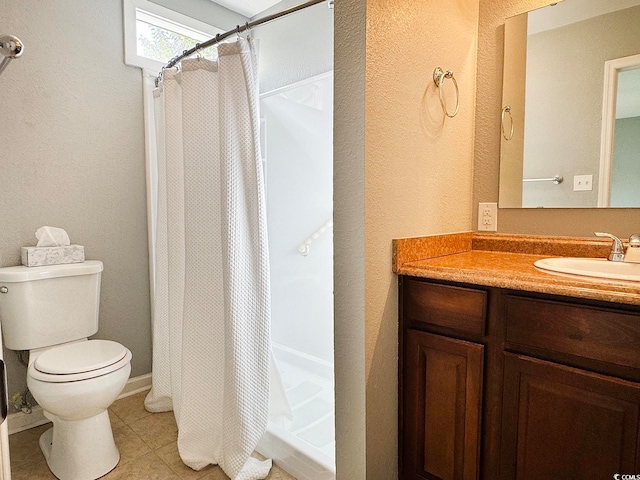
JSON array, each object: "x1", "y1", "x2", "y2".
[{"x1": 123, "y1": 0, "x2": 223, "y2": 72}]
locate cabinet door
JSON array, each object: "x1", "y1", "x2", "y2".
[
  {"x1": 402, "y1": 330, "x2": 484, "y2": 480},
  {"x1": 501, "y1": 353, "x2": 640, "y2": 480}
]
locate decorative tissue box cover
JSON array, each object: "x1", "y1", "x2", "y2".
[{"x1": 21, "y1": 245, "x2": 85, "y2": 267}]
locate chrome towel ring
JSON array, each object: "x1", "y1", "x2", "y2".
[
  {"x1": 433, "y1": 67, "x2": 459, "y2": 118},
  {"x1": 501, "y1": 105, "x2": 514, "y2": 141}
]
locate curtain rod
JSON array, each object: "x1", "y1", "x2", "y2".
[{"x1": 157, "y1": 0, "x2": 330, "y2": 80}]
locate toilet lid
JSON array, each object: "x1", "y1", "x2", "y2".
[{"x1": 34, "y1": 340, "x2": 128, "y2": 375}]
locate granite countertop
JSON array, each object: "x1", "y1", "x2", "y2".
[{"x1": 393, "y1": 232, "x2": 640, "y2": 306}]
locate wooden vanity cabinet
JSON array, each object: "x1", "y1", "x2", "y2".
[
  {"x1": 399, "y1": 275, "x2": 640, "y2": 480},
  {"x1": 400, "y1": 278, "x2": 490, "y2": 479},
  {"x1": 500, "y1": 353, "x2": 640, "y2": 480},
  {"x1": 500, "y1": 294, "x2": 640, "y2": 479},
  {"x1": 402, "y1": 329, "x2": 484, "y2": 480}
]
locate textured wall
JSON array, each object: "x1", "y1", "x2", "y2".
[
  {"x1": 252, "y1": 0, "x2": 334, "y2": 93},
  {"x1": 333, "y1": 0, "x2": 367, "y2": 477},
  {"x1": 363, "y1": 0, "x2": 479, "y2": 477},
  {"x1": 474, "y1": 0, "x2": 640, "y2": 236},
  {"x1": 0, "y1": 0, "x2": 151, "y2": 400}
]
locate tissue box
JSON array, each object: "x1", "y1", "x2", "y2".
[{"x1": 21, "y1": 245, "x2": 85, "y2": 267}]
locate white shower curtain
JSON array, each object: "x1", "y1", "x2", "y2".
[{"x1": 144, "y1": 38, "x2": 280, "y2": 480}]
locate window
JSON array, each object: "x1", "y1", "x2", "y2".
[{"x1": 123, "y1": 0, "x2": 223, "y2": 72}]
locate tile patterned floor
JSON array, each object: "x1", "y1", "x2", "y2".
[{"x1": 9, "y1": 391, "x2": 296, "y2": 480}]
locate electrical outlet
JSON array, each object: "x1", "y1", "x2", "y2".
[
  {"x1": 573, "y1": 174, "x2": 593, "y2": 191},
  {"x1": 478, "y1": 202, "x2": 498, "y2": 232}
]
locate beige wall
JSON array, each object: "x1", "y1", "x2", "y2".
[
  {"x1": 474, "y1": 0, "x2": 639, "y2": 237},
  {"x1": 334, "y1": 0, "x2": 479, "y2": 476},
  {"x1": 364, "y1": 0, "x2": 479, "y2": 473},
  {"x1": 0, "y1": 0, "x2": 151, "y2": 399}
]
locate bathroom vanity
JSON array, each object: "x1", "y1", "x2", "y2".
[{"x1": 395, "y1": 233, "x2": 640, "y2": 479}]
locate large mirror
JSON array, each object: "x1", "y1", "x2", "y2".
[{"x1": 498, "y1": 0, "x2": 640, "y2": 208}]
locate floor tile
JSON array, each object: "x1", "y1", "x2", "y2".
[
  {"x1": 109, "y1": 408, "x2": 126, "y2": 429},
  {"x1": 9, "y1": 458, "x2": 56, "y2": 480},
  {"x1": 102, "y1": 451, "x2": 180, "y2": 480},
  {"x1": 109, "y1": 391, "x2": 153, "y2": 425},
  {"x1": 129, "y1": 411, "x2": 178, "y2": 450},
  {"x1": 8, "y1": 423, "x2": 50, "y2": 465},
  {"x1": 270, "y1": 464, "x2": 296, "y2": 480},
  {"x1": 195, "y1": 462, "x2": 296, "y2": 480},
  {"x1": 9, "y1": 391, "x2": 297, "y2": 480},
  {"x1": 197, "y1": 468, "x2": 230, "y2": 480},
  {"x1": 155, "y1": 442, "x2": 217, "y2": 479},
  {"x1": 112, "y1": 423, "x2": 152, "y2": 466}
]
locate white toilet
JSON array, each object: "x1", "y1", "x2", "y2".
[{"x1": 0, "y1": 260, "x2": 132, "y2": 480}]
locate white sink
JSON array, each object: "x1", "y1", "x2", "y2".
[{"x1": 534, "y1": 257, "x2": 640, "y2": 282}]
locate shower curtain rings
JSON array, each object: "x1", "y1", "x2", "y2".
[
  {"x1": 501, "y1": 105, "x2": 514, "y2": 141},
  {"x1": 433, "y1": 67, "x2": 460, "y2": 118}
]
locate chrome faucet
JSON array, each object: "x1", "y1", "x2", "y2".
[
  {"x1": 627, "y1": 233, "x2": 640, "y2": 263},
  {"x1": 595, "y1": 232, "x2": 640, "y2": 263}
]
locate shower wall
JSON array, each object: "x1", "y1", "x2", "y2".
[
  {"x1": 252, "y1": 0, "x2": 334, "y2": 93},
  {"x1": 254, "y1": 0, "x2": 334, "y2": 362},
  {"x1": 261, "y1": 73, "x2": 334, "y2": 363}
]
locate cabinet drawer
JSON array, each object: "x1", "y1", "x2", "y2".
[
  {"x1": 505, "y1": 295, "x2": 640, "y2": 370},
  {"x1": 403, "y1": 279, "x2": 487, "y2": 335}
]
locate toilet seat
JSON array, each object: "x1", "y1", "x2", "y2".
[{"x1": 30, "y1": 340, "x2": 132, "y2": 383}]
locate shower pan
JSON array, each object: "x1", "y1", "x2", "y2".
[{"x1": 257, "y1": 71, "x2": 335, "y2": 480}]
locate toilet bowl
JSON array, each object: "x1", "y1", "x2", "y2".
[
  {"x1": 0, "y1": 260, "x2": 133, "y2": 479},
  {"x1": 27, "y1": 339, "x2": 132, "y2": 480}
]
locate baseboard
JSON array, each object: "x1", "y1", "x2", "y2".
[
  {"x1": 7, "y1": 373, "x2": 152, "y2": 435},
  {"x1": 118, "y1": 373, "x2": 152, "y2": 398},
  {"x1": 7, "y1": 406, "x2": 49, "y2": 436}
]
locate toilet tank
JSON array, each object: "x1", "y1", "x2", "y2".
[{"x1": 0, "y1": 261, "x2": 103, "y2": 350}]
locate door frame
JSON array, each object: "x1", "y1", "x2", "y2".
[{"x1": 598, "y1": 53, "x2": 640, "y2": 207}]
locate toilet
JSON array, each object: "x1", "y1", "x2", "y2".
[{"x1": 0, "y1": 260, "x2": 132, "y2": 480}]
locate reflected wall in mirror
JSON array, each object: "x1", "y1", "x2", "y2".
[{"x1": 499, "y1": 0, "x2": 640, "y2": 208}]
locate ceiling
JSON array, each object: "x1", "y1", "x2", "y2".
[{"x1": 210, "y1": 0, "x2": 282, "y2": 18}]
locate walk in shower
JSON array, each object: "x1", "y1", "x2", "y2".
[{"x1": 256, "y1": 71, "x2": 335, "y2": 480}]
